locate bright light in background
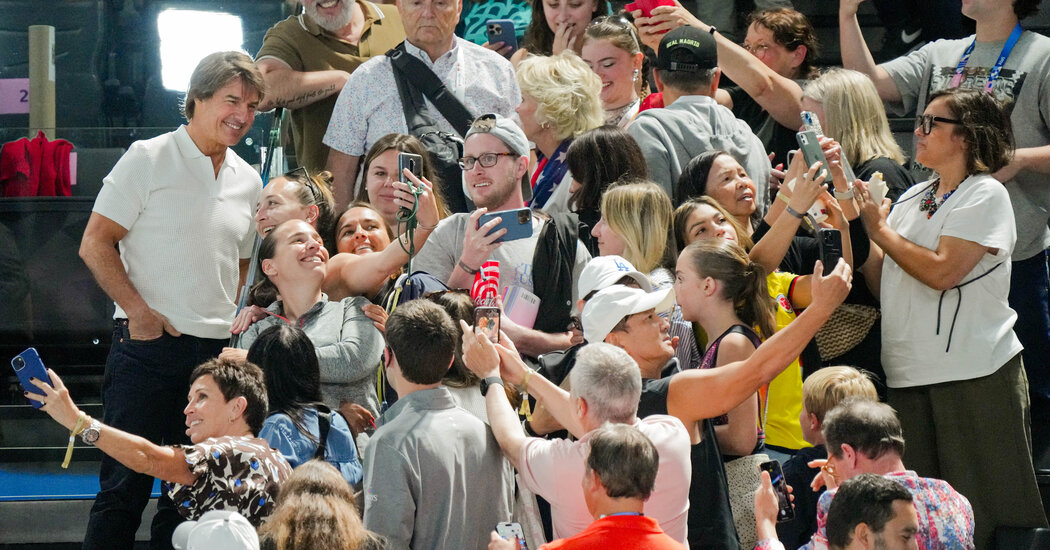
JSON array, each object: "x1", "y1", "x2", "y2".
[{"x1": 158, "y1": 9, "x2": 243, "y2": 91}]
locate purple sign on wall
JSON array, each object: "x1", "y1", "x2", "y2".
[{"x1": 0, "y1": 79, "x2": 31, "y2": 114}]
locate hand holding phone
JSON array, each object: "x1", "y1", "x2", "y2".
[
  {"x1": 11, "y1": 348, "x2": 54, "y2": 409},
  {"x1": 477, "y1": 208, "x2": 533, "y2": 244},
  {"x1": 486, "y1": 19, "x2": 519, "y2": 57},
  {"x1": 495, "y1": 522, "x2": 529, "y2": 549},
  {"x1": 397, "y1": 153, "x2": 424, "y2": 220},
  {"x1": 759, "y1": 460, "x2": 795, "y2": 522},
  {"x1": 625, "y1": 0, "x2": 675, "y2": 18}
]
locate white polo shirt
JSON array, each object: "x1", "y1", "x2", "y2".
[{"x1": 92, "y1": 125, "x2": 261, "y2": 339}]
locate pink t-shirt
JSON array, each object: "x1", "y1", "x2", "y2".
[{"x1": 518, "y1": 415, "x2": 691, "y2": 544}]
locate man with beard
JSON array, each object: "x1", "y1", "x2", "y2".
[
  {"x1": 412, "y1": 114, "x2": 591, "y2": 359},
  {"x1": 256, "y1": 0, "x2": 405, "y2": 173}
]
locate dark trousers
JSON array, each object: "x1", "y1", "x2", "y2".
[
  {"x1": 1010, "y1": 250, "x2": 1050, "y2": 403},
  {"x1": 82, "y1": 320, "x2": 225, "y2": 550},
  {"x1": 889, "y1": 355, "x2": 1047, "y2": 550}
]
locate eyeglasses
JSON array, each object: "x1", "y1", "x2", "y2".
[
  {"x1": 458, "y1": 152, "x2": 517, "y2": 170},
  {"x1": 742, "y1": 42, "x2": 771, "y2": 55},
  {"x1": 821, "y1": 461, "x2": 839, "y2": 483},
  {"x1": 918, "y1": 114, "x2": 962, "y2": 135}
]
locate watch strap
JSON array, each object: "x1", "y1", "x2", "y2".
[
  {"x1": 834, "y1": 185, "x2": 856, "y2": 200},
  {"x1": 480, "y1": 376, "x2": 505, "y2": 396}
]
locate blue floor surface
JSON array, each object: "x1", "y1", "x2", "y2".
[{"x1": 0, "y1": 463, "x2": 160, "y2": 501}]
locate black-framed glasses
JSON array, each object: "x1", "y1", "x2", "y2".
[
  {"x1": 918, "y1": 114, "x2": 962, "y2": 135},
  {"x1": 458, "y1": 152, "x2": 517, "y2": 170}
]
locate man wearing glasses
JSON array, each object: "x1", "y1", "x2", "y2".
[{"x1": 411, "y1": 114, "x2": 591, "y2": 360}]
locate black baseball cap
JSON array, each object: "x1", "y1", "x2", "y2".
[{"x1": 656, "y1": 26, "x2": 718, "y2": 73}]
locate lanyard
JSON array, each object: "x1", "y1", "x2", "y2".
[{"x1": 950, "y1": 23, "x2": 1023, "y2": 91}]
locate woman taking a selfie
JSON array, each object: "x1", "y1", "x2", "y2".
[{"x1": 29, "y1": 359, "x2": 290, "y2": 527}]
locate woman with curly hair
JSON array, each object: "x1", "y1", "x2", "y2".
[{"x1": 515, "y1": 51, "x2": 605, "y2": 214}]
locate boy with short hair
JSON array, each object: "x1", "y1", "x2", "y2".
[{"x1": 776, "y1": 367, "x2": 878, "y2": 548}]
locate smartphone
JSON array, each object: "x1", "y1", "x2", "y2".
[
  {"x1": 759, "y1": 460, "x2": 796, "y2": 523},
  {"x1": 475, "y1": 307, "x2": 501, "y2": 343},
  {"x1": 486, "y1": 19, "x2": 518, "y2": 54},
  {"x1": 11, "y1": 348, "x2": 54, "y2": 409},
  {"x1": 796, "y1": 130, "x2": 832, "y2": 186},
  {"x1": 477, "y1": 208, "x2": 533, "y2": 244},
  {"x1": 799, "y1": 114, "x2": 858, "y2": 184},
  {"x1": 495, "y1": 522, "x2": 528, "y2": 549},
  {"x1": 397, "y1": 152, "x2": 424, "y2": 218},
  {"x1": 818, "y1": 228, "x2": 843, "y2": 271},
  {"x1": 625, "y1": 0, "x2": 674, "y2": 18}
]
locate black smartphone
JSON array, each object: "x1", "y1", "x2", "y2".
[
  {"x1": 759, "y1": 460, "x2": 795, "y2": 522},
  {"x1": 397, "y1": 152, "x2": 424, "y2": 218},
  {"x1": 486, "y1": 19, "x2": 519, "y2": 56},
  {"x1": 818, "y1": 228, "x2": 843, "y2": 271},
  {"x1": 11, "y1": 348, "x2": 54, "y2": 409},
  {"x1": 474, "y1": 307, "x2": 501, "y2": 343},
  {"x1": 477, "y1": 208, "x2": 533, "y2": 244},
  {"x1": 495, "y1": 521, "x2": 528, "y2": 549}
]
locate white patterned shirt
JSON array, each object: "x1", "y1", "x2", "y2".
[{"x1": 323, "y1": 37, "x2": 521, "y2": 157}]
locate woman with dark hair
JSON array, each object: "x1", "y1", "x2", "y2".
[
  {"x1": 28, "y1": 359, "x2": 291, "y2": 527},
  {"x1": 259, "y1": 460, "x2": 385, "y2": 550},
  {"x1": 225, "y1": 220, "x2": 385, "y2": 418},
  {"x1": 856, "y1": 87, "x2": 1046, "y2": 541},
  {"x1": 256, "y1": 168, "x2": 338, "y2": 252},
  {"x1": 565, "y1": 126, "x2": 647, "y2": 255},
  {"x1": 520, "y1": 0, "x2": 609, "y2": 57},
  {"x1": 251, "y1": 325, "x2": 362, "y2": 485},
  {"x1": 354, "y1": 133, "x2": 447, "y2": 234},
  {"x1": 676, "y1": 150, "x2": 759, "y2": 234}
]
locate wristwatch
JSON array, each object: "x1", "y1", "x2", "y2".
[
  {"x1": 480, "y1": 376, "x2": 505, "y2": 396},
  {"x1": 81, "y1": 419, "x2": 102, "y2": 446},
  {"x1": 834, "y1": 185, "x2": 856, "y2": 200}
]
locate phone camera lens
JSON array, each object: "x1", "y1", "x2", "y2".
[
  {"x1": 13, "y1": 357, "x2": 24, "y2": 370},
  {"x1": 517, "y1": 211, "x2": 530, "y2": 224}
]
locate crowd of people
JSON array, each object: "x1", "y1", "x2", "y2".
[{"x1": 20, "y1": 0, "x2": 1050, "y2": 549}]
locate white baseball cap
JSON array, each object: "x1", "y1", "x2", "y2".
[
  {"x1": 172, "y1": 510, "x2": 259, "y2": 550},
  {"x1": 582, "y1": 285, "x2": 675, "y2": 344},
  {"x1": 577, "y1": 255, "x2": 652, "y2": 301}
]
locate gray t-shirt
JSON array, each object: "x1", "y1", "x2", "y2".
[
  {"x1": 881, "y1": 31, "x2": 1050, "y2": 260},
  {"x1": 412, "y1": 212, "x2": 591, "y2": 310}
]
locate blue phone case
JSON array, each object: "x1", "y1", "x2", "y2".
[
  {"x1": 486, "y1": 19, "x2": 518, "y2": 52},
  {"x1": 12, "y1": 347, "x2": 53, "y2": 409},
  {"x1": 478, "y1": 208, "x2": 533, "y2": 244}
]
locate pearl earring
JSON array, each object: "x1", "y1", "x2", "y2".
[{"x1": 633, "y1": 68, "x2": 639, "y2": 82}]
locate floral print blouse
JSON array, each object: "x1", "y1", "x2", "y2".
[{"x1": 165, "y1": 436, "x2": 292, "y2": 527}]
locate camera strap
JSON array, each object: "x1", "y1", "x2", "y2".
[{"x1": 388, "y1": 42, "x2": 474, "y2": 137}]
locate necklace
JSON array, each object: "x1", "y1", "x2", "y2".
[
  {"x1": 606, "y1": 98, "x2": 640, "y2": 127},
  {"x1": 918, "y1": 182, "x2": 957, "y2": 219}
]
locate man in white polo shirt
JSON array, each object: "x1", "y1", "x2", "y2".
[{"x1": 77, "y1": 51, "x2": 264, "y2": 550}]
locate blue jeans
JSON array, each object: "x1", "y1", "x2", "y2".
[
  {"x1": 82, "y1": 320, "x2": 225, "y2": 550},
  {"x1": 1009, "y1": 250, "x2": 1050, "y2": 402}
]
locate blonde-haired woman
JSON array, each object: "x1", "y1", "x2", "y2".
[
  {"x1": 802, "y1": 68, "x2": 915, "y2": 201},
  {"x1": 592, "y1": 180, "x2": 700, "y2": 369},
  {"x1": 259, "y1": 459, "x2": 385, "y2": 550},
  {"x1": 516, "y1": 51, "x2": 605, "y2": 214}
]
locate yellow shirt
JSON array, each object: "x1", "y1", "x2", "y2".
[{"x1": 763, "y1": 271, "x2": 809, "y2": 450}]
